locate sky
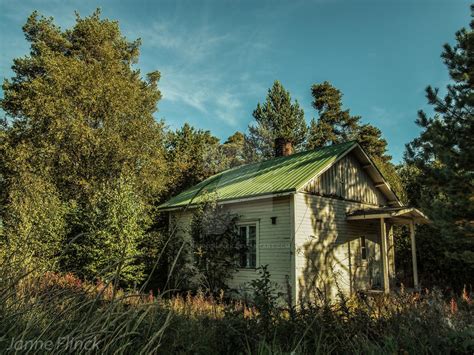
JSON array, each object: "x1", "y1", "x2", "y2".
[{"x1": 0, "y1": 0, "x2": 470, "y2": 162}]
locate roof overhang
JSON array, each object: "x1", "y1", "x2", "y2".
[
  {"x1": 158, "y1": 190, "x2": 295, "y2": 212},
  {"x1": 346, "y1": 207, "x2": 430, "y2": 225},
  {"x1": 350, "y1": 144, "x2": 402, "y2": 207}
]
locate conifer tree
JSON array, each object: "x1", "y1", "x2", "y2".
[
  {"x1": 307, "y1": 81, "x2": 360, "y2": 148},
  {"x1": 222, "y1": 131, "x2": 246, "y2": 168},
  {"x1": 246, "y1": 81, "x2": 306, "y2": 160},
  {"x1": 307, "y1": 81, "x2": 403, "y2": 198},
  {"x1": 402, "y1": 5, "x2": 474, "y2": 288}
]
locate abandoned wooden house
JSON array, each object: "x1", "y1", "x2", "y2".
[{"x1": 158, "y1": 140, "x2": 429, "y2": 303}]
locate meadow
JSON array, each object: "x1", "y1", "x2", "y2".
[{"x1": 1, "y1": 268, "x2": 472, "y2": 354}]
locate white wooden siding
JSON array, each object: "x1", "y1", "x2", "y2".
[
  {"x1": 170, "y1": 196, "x2": 292, "y2": 297},
  {"x1": 303, "y1": 153, "x2": 387, "y2": 206},
  {"x1": 294, "y1": 193, "x2": 393, "y2": 302}
]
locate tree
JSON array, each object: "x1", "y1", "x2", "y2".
[
  {"x1": 307, "y1": 81, "x2": 404, "y2": 200},
  {"x1": 165, "y1": 123, "x2": 228, "y2": 199},
  {"x1": 402, "y1": 5, "x2": 474, "y2": 289},
  {"x1": 1, "y1": 156, "x2": 68, "y2": 272},
  {"x1": 0, "y1": 10, "x2": 166, "y2": 277},
  {"x1": 73, "y1": 175, "x2": 147, "y2": 285},
  {"x1": 246, "y1": 81, "x2": 306, "y2": 160},
  {"x1": 307, "y1": 81, "x2": 391, "y2": 161},
  {"x1": 307, "y1": 82, "x2": 361, "y2": 149},
  {"x1": 356, "y1": 124, "x2": 391, "y2": 164},
  {"x1": 222, "y1": 131, "x2": 246, "y2": 168}
]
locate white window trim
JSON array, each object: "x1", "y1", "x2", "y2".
[{"x1": 237, "y1": 220, "x2": 260, "y2": 270}]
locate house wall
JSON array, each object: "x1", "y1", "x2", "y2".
[
  {"x1": 293, "y1": 193, "x2": 395, "y2": 303},
  {"x1": 303, "y1": 153, "x2": 387, "y2": 206},
  {"x1": 170, "y1": 196, "x2": 292, "y2": 298}
]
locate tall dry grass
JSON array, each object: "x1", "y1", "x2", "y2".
[{"x1": 1, "y1": 265, "x2": 473, "y2": 354}]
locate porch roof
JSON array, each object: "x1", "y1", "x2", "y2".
[{"x1": 346, "y1": 207, "x2": 429, "y2": 224}]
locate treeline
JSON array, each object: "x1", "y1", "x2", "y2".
[{"x1": 0, "y1": 8, "x2": 472, "y2": 291}]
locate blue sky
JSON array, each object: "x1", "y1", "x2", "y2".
[{"x1": 0, "y1": 0, "x2": 470, "y2": 162}]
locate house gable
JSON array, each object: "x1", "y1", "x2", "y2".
[{"x1": 301, "y1": 151, "x2": 388, "y2": 206}]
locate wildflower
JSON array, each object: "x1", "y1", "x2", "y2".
[
  {"x1": 462, "y1": 286, "x2": 471, "y2": 304},
  {"x1": 450, "y1": 298, "x2": 458, "y2": 314}
]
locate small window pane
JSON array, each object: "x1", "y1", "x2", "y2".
[
  {"x1": 237, "y1": 224, "x2": 257, "y2": 268},
  {"x1": 250, "y1": 253, "x2": 256, "y2": 268},
  {"x1": 249, "y1": 226, "x2": 256, "y2": 238},
  {"x1": 361, "y1": 236, "x2": 367, "y2": 260},
  {"x1": 240, "y1": 253, "x2": 246, "y2": 268}
]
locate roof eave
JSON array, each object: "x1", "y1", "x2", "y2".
[
  {"x1": 346, "y1": 207, "x2": 430, "y2": 224},
  {"x1": 158, "y1": 190, "x2": 296, "y2": 212},
  {"x1": 350, "y1": 144, "x2": 403, "y2": 207}
]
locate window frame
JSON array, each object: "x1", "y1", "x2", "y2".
[{"x1": 237, "y1": 220, "x2": 259, "y2": 269}]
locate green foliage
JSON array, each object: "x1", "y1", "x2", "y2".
[
  {"x1": 246, "y1": 80, "x2": 307, "y2": 160},
  {"x1": 190, "y1": 200, "x2": 241, "y2": 293},
  {"x1": 308, "y1": 81, "x2": 389, "y2": 160},
  {"x1": 1, "y1": 10, "x2": 167, "y2": 203},
  {"x1": 165, "y1": 123, "x2": 228, "y2": 199},
  {"x1": 163, "y1": 197, "x2": 241, "y2": 293},
  {"x1": 1, "y1": 161, "x2": 68, "y2": 271},
  {"x1": 405, "y1": 5, "x2": 474, "y2": 237},
  {"x1": 373, "y1": 156, "x2": 406, "y2": 204},
  {"x1": 222, "y1": 131, "x2": 246, "y2": 168},
  {"x1": 248, "y1": 265, "x2": 283, "y2": 330},
  {"x1": 307, "y1": 81, "x2": 361, "y2": 148},
  {"x1": 0, "y1": 10, "x2": 166, "y2": 282},
  {"x1": 402, "y1": 5, "x2": 474, "y2": 289},
  {"x1": 67, "y1": 175, "x2": 147, "y2": 285},
  {"x1": 160, "y1": 216, "x2": 198, "y2": 291}
]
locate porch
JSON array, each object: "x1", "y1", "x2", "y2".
[{"x1": 347, "y1": 207, "x2": 430, "y2": 293}]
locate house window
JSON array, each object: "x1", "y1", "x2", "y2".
[
  {"x1": 360, "y1": 236, "x2": 367, "y2": 261},
  {"x1": 238, "y1": 224, "x2": 257, "y2": 268}
]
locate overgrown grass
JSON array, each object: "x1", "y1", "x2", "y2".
[{"x1": 1, "y1": 270, "x2": 473, "y2": 354}]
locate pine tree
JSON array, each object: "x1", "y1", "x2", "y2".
[
  {"x1": 307, "y1": 81, "x2": 360, "y2": 149},
  {"x1": 402, "y1": 5, "x2": 474, "y2": 288},
  {"x1": 307, "y1": 81, "x2": 403, "y2": 199},
  {"x1": 246, "y1": 81, "x2": 306, "y2": 160},
  {"x1": 222, "y1": 131, "x2": 246, "y2": 168}
]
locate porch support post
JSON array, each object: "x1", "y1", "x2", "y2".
[
  {"x1": 380, "y1": 217, "x2": 390, "y2": 294},
  {"x1": 409, "y1": 221, "x2": 419, "y2": 290}
]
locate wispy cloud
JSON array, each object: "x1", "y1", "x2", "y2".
[
  {"x1": 369, "y1": 106, "x2": 410, "y2": 129},
  {"x1": 126, "y1": 17, "x2": 272, "y2": 129},
  {"x1": 135, "y1": 20, "x2": 232, "y2": 64},
  {"x1": 214, "y1": 92, "x2": 243, "y2": 126}
]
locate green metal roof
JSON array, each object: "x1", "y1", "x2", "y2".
[{"x1": 159, "y1": 141, "x2": 357, "y2": 210}]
